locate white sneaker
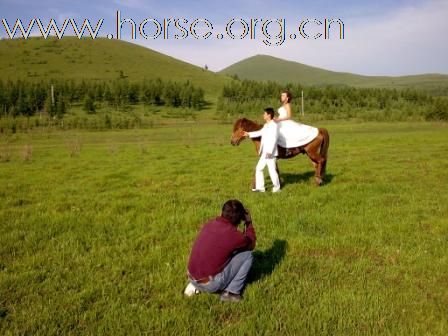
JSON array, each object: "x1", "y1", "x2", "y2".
[
  {"x1": 251, "y1": 188, "x2": 265, "y2": 192},
  {"x1": 272, "y1": 187, "x2": 281, "y2": 193},
  {"x1": 184, "y1": 282, "x2": 200, "y2": 297}
]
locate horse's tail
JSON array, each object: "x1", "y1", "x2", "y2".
[{"x1": 319, "y1": 128, "x2": 330, "y2": 159}]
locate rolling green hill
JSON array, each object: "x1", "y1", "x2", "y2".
[
  {"x1": 0, "y1": 37, "x2": 230, "y2": 96},
  {"x1": 2, "y1": 38, "x2": 448, "y2": 98},
  {"x1": 220, "y1": 55, "x2": 448, "y2": 94}
]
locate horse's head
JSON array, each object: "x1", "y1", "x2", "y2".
[
  {"x1": 230, "y1": 118, "x2": 261, "y2": 146},
  {"x1": 230, "y1": 118, "x2": 247, "y2": 146}
]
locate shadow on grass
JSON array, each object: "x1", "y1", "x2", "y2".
[
  {"x1": 247, "y1": 239, "x2": 287, "y2": 284},
  {"x1": 280, "y1": 172, "x2": 335, "y2": 186}
]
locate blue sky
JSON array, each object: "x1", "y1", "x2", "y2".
[{"x1": 1, "y1": 0, "x2": 447, "y2": 76}]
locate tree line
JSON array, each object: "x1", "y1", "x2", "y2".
[
  {"x1": 0, "y1": 78, "x2": 206, "y2": 118},
  {"x1": 217, "y1": 79, "x2": 448, "y2": 121}
]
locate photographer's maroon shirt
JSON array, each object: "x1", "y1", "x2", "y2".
[{"x1": 188, "y1": 216, "x2": 256, "y2": 280}]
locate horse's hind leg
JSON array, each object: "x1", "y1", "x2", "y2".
[
  {"x1": 305, "y1": 139, "x2": 325, "y2": 185},
  {"x1": 321, "y1": 159, "x2": 327, "y2": 176},
  {"x1": 275, "y1": 161, "x2": 282, "y2": 188},
  {"x1": 312, "y1": 158, "x2": 324, "y2": 186}
]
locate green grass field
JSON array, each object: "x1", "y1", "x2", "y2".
[{"x1": 0, "y1": 121, "x2": 447, "y2": 335}]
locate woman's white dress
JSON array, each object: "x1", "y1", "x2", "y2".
[{"x1": 277, "y1": 106, "x2": 318, "y2": 148}]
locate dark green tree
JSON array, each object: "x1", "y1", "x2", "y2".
[{"x1": 83, "y1": 94, "x2": 96, "y2": 114}]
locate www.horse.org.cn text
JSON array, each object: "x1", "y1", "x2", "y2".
[{"x1": 1, "y1": 10, "x2": 345, "y2": 46}]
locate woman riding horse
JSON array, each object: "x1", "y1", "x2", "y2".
[{"x1": 231, "y1": 116, "x2": 329, "y2": 186}]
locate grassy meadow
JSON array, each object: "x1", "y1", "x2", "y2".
[{"x1": 0, "y1": 121, "x2": 447, "y2": 335}]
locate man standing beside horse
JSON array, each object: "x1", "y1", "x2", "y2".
[{"x1": 243, "y1": 107, "x2": 281, "y2": 193}]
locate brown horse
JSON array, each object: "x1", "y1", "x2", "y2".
[{"x1": 231, "y1": 118, "x2": 330, "y2": 185}]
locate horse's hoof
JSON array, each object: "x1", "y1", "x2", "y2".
[{"x1": 315, "y1": 177, "x2": 323, "y2": 186}]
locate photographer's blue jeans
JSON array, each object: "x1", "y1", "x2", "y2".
[{"x1": 192, "y1": 251, "x2": 253, "y2": 295}]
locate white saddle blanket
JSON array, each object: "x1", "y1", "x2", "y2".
[{"x1": 277, "y1": 120, "x2": 319, "y2": 148}]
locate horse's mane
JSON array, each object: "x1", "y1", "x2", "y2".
[{"x1": 234, "y1": 118, "x2": 262, "y2": 132}]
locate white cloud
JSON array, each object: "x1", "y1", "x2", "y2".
[
  {"x1": 136, "y1": 0, "x2": 448, "y2": 76},
  {"x1": 306, "y1": 0, "x2": 448, "y2": 75}
]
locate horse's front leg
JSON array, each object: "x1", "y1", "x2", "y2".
[{"x1": 275, "y1": 161, "x2": 282, "y2": 188}]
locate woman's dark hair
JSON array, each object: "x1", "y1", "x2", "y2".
[
  {"x1": 282, "y1": 89, "x2": 293, "y2": 103},
  {"x1": 264, "y1": 107, "x2": 275, "y2": 119},
  {"x1": 221, "y1": 199, "x2": 246, "y2": 225}
]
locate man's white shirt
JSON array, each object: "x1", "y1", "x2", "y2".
[{"x1": 247, "y1": 120, "x2": 279, "y2": 156}]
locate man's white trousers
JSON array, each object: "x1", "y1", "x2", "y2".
[{"x1": 255, "y1": 156, "x2": 280, "y2": 191}]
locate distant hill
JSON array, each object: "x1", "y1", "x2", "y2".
[
  {"x1": 0, "y1": 37, "x2": 230, "y2": 96},
  {"x1": 3, "y1": 39, "x2": 448, "y2": 97},
  {"x1": 220, "y1": 55, "x2": 448, "y2": 95}
]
